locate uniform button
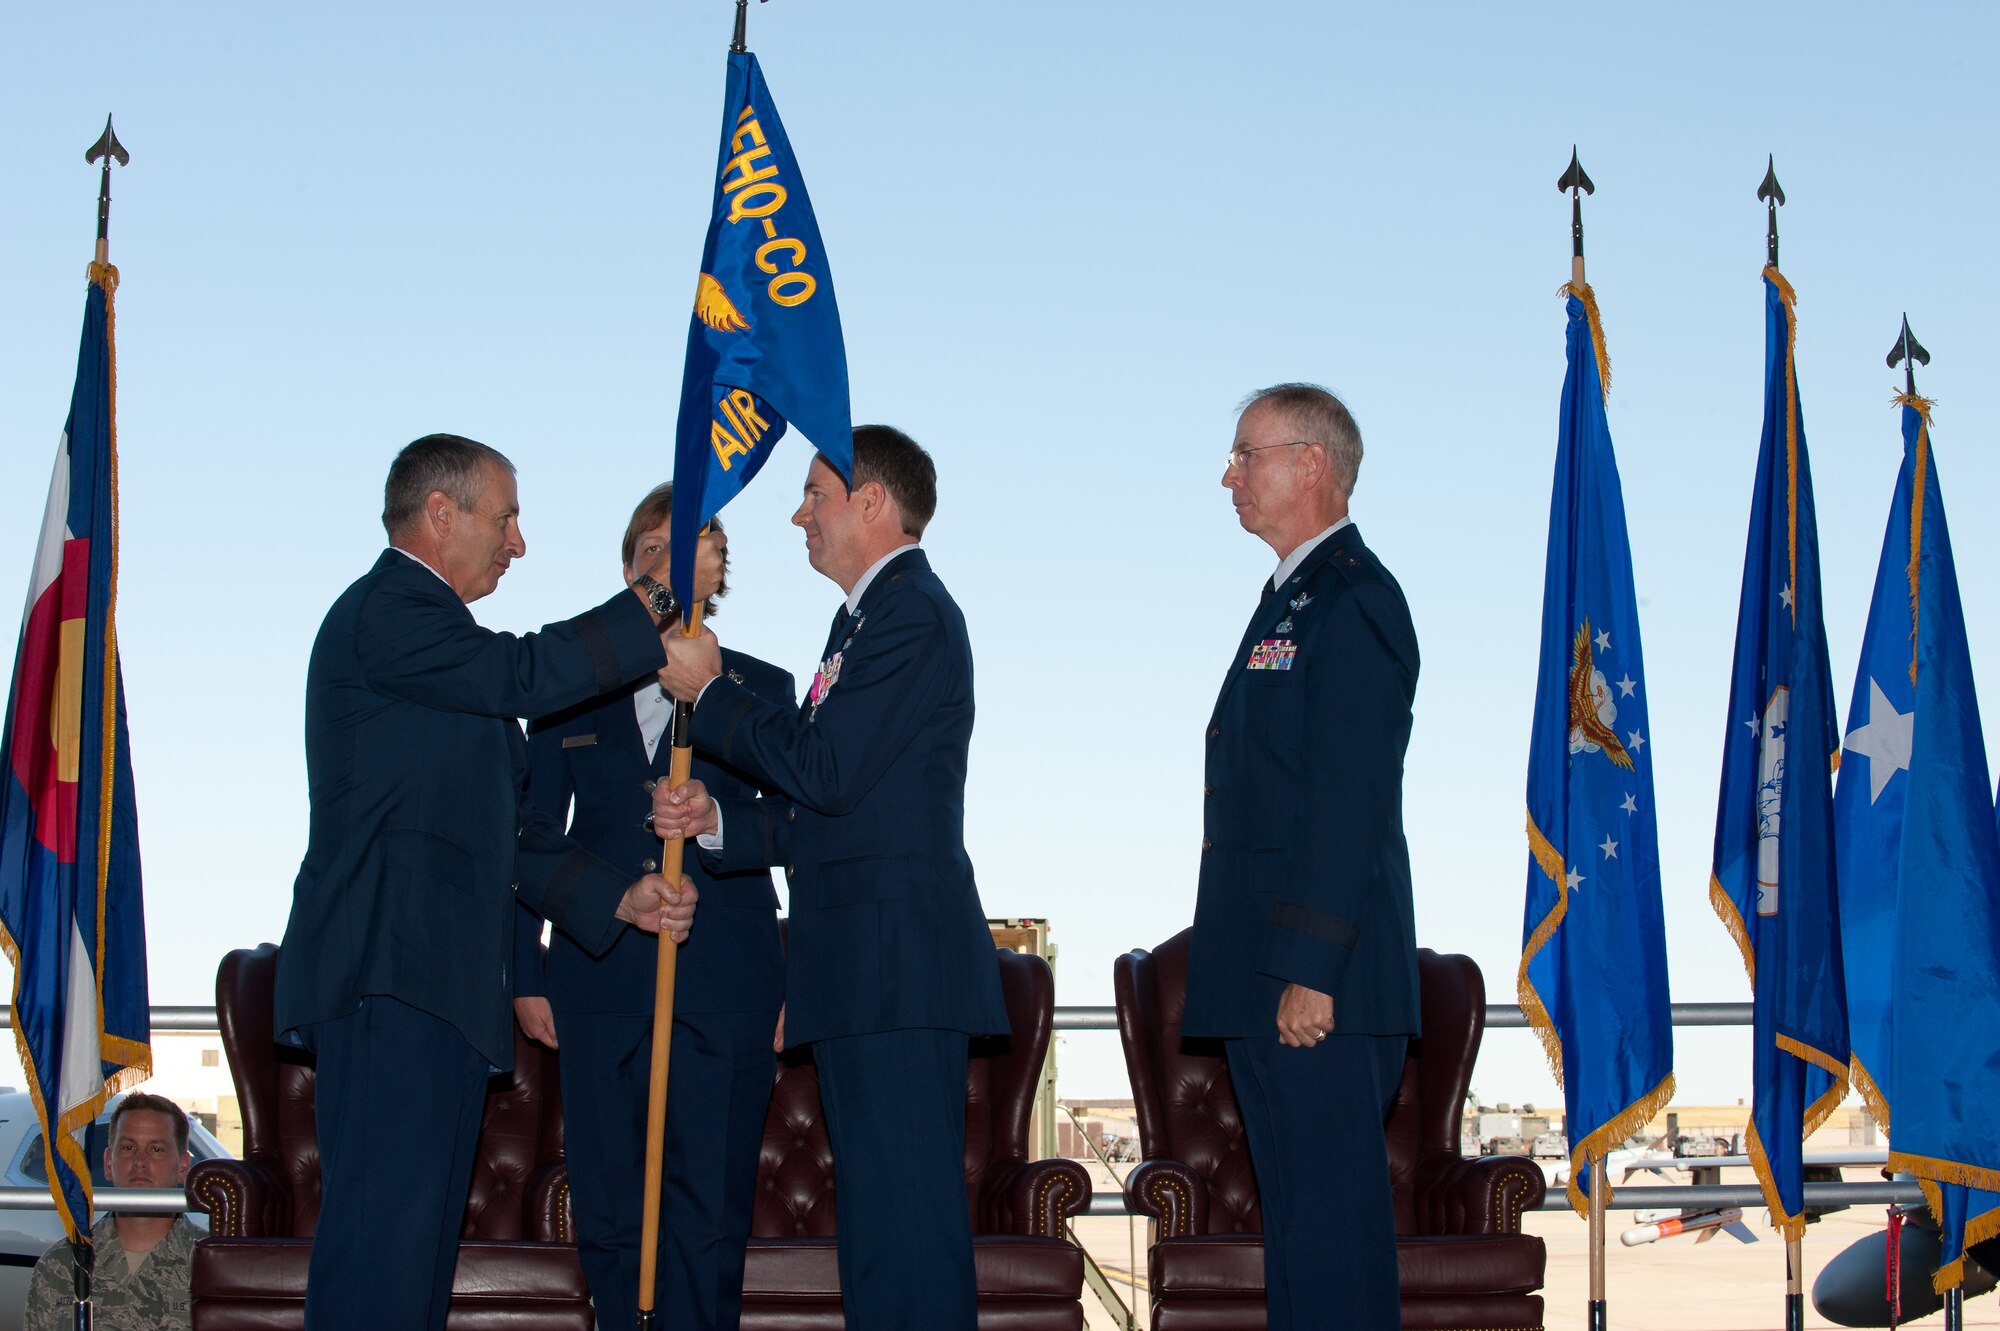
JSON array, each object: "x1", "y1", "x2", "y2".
[
  {"x1": 1201, "y1": 838, "x2": 1213, "y2": 851},
  {"x1": 642, "y1": 858, "x2": 658, "y2": 873},
  {"x1": 1208, "y1": 725, "x2": 1221, "y2": 740},
  {"x1": 787, "y1": 807, "x2": 796, "y2": 823},
  {"x1": 785, "y1": 864, "x2": 795, "y2": 876},
  {"x1": 1203, "y1": 784, "x2": 1213, "y2": 796}
]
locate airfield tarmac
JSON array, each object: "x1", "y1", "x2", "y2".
[{"x1": 1068, "y1": 1161, "x2": 2000, "y2": 1331}]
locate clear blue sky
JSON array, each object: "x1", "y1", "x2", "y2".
[{"x1": 3, "y1": 3, "x2": 1997, "y2": 1104}]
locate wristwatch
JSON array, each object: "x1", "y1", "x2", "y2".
[{"x1": 635, "y1": 573, "x2": 680, "y2": 622}]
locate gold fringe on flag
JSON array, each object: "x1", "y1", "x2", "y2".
[
  {"x1": 1898, "y1": 399, "x2": 1932, "y2": 688},
  {"x1": 1562, "y1": 1073, "x2": 1677, "y2": 1218},
  {"x1": 84, "y1": 259, "x2": 149, "y2": 1085},
  {"x1": 1764, "y1": 266, "x2": 1802, "y2": 629},
  {"x1": 1560, "y1": 281, "x2": 1612, "y2": 395},
  {"x1": 1849, "y1": 1055, "x2": 1891, "y2": 1151},
  {"x1": 1519, "y1": 811, "x2": 1569, "y2": 1083},
  {"x1": 1708, "y1": 872, "x2": 1756, "y2": 987},
  {"x1": 1901, "y1": 1166, "x2": 2000, "y2": 1294},
  {"x1": 1738, "y1": 1035, "x2": 1854, "y2": 1241}
]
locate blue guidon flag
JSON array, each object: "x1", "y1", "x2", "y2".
[
  {"x1": 670, "y1": 49, "x2": 852, "y2": 616},
  {"x1": 0, "y1": 260, "x2": 152, "y2": 1246},
  {"x1": 1520, "y1": 281, "x2": 1674, "y2": 1216},
  {"x1": 1707, "y1": 266, "x2": 1848, "y2": 1242},
  {"x1": 1836, "y1": 393, "x2": 2000, "y2": 1290}
]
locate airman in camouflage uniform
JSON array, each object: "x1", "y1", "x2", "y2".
[
  {"x1": 23, "y1": 1094, "x2": 197, "y2": 1331},
  {"x1": 24, "y1": 1212, "x2": 198, "y2": 1331}
]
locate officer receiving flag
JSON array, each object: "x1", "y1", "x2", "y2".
[
  {"x1": 1707, "y1": 172, "x2": 1848, "y2": 1251},
  {"x1": 639, "y1": 9, "x2": 853, "y2": 1326},
  {"x1": 0, "y1": 118, "x2": 152, "y2": 1263},
  {"x1": 669, "y1": 26, "x2": 853, "y2": 617}
]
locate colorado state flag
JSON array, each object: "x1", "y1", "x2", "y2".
[
  {"x1": 670, "y1": 50, "x2": 852, "y2": 615},
  {"x1": 1837, "y1": 394, "x2": 2000, "y2": 1289},
  {"x1": 1521, "y1": 284, "x2": 1674, "y2": 1214},
  {"x1": 0, "y1": 262, "x2": 151, "y2": 1244},
  {"x1": 1708, "y1": 268, "x2": 1848, "y2": 1241}
]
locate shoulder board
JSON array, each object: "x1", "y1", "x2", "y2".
[{"x1": 1311, "y1": 540, "x2": 1388, "y2": 590}]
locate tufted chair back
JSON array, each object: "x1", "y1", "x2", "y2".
[
  {"x1": 1114, "y1": 931, "x2": 1483, "y2": 1237},
  {"x1": 1112, "y1": 930, "x2": 1262, "y2": 1234},
  {"x1": 747, "y1": 945, "x2": 1056, "y2": 1237},
  {"x1": 195, "y1": 943, "x2": 569, "y2": 1242}
]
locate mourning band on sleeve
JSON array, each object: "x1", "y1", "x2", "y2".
[
  {"x1": 577, "y1": 612, "x2": 622, "y2": 694},
  {"x1": 541, "y1": 849, "x2": 592, "y2": 928},
  {"x1": 1271, "y1": 901, "x2": 1359, "y2": 951}
]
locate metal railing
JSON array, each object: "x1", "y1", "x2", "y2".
[{"x1": 3, "y1": 1001, "x2": 1912, "y2": 1221}]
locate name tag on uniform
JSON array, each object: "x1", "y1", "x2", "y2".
[
  {"x1": 561, "y1": 733, "x2": 598, "y2": 749},
  {"x1": 1246, "y1": 639, "x2": 1297, "y2": 671}
]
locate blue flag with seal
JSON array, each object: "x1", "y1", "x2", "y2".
[
  {"x1": 670, "y1": 49, "x2": 852, "y2": 615},
  {"x1": 1837, "y1": 394, "x2": 2000, "y2": 1289},
  {"x1": 0, "y1": 261, "x2": 152, "y2": 1245},
  {"x1": 1521, "y1": 283, "x2": 1674, "y2": 1215},
  {"x1": 1707, "y1": 267, "x2": 1849, "y2": 1241}
]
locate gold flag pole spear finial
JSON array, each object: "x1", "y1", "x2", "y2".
[{"x1": 85, "y1": 115, "x2": 129, "y2": 268}]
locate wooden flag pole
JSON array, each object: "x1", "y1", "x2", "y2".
[
  {"x1": 1786, "y1": 1233, "x2": 1804, "y2": 1331},
  {"x1": 635, "y1": 600, "x2": 707, "y2": 1328},
  {"x1": 1587, "y1": 1149, "x2": 1607, "y2": 1331}
]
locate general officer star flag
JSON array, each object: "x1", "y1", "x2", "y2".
[
  {"x1": 1836, "y1": 394, "x2": 2000, "y2": 1290},
  {"x1": 1521, "y1": 284, "x2": 1674, "y2": 1215},
  {"x1": 0, "y1": 260, "x2": 151, "y2": 1245},
  {"x1": 1707, "y1": 267, "x2": 1847, "y2": 1241},
  {"x1": 671, "y1": 50, "x2": 852, "y2": 617}
]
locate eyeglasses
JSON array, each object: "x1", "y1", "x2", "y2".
[{"x1": 1224, "y1": 440, "x2": 1312, "y2": 471}]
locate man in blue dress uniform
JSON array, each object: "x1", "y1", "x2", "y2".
[
  {"x1": 275, "y1": 435, "x2": 708, "y2": 1331},
  {"x1": 652, "y1": 425, "x2": 1008, "y2": 1331},
  {"x1": 1182, "y1": 385, "x2": 1421, "y2": 1331},
  {"x1": 513, "y1": 483, "x2": 791, "y2": 1331}
]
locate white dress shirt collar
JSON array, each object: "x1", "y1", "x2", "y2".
[
  {"x1": 846, "y1": 542, "x2": 920, "y2": 614},
  {"x1": 1271, "y1": 516, "x2": 1352, "y2": 592},
  {"x1": 390, "y1": 545, "x2": 455, "y2": 591}
]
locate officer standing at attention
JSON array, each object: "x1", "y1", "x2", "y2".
[
  {"x1": 652, "y1": 425, "x2": 1008, "y2": 1331},
  {"x1": 1181, "y1": 384, "x2": 1421, "y2": 1331},
  {"x1": 513, "y1": 484, "x2": 791, "y2": 1331}
]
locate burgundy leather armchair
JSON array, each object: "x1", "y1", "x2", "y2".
[
  {"x1": 187, "y1": 943, "x2": 592, "y2": 1330},
  {"x1": 738, "y1": 945, "x2": 1092, "y2": 1329},
  {"x1": 189, "y1": 942, "x2": 1088, "y2": 1329},
  {"x1": 1114, "y1": 932, "x2": 1547, "y2": 1331}
]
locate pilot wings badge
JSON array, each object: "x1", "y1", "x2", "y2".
[
  {"x1": 695, "y1": 272, "x2": 751, "y2": 333},
  {"x1": 1566, "y1": 617, "x2": 1634, "y2": 770}
]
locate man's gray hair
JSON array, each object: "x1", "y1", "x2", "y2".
[
  {"x1": 1239, "y1": 383, "x2": 1363, "y2": 497},
  {"x1": 382, "y1": 434, "x2": 515, "y2": 537}
]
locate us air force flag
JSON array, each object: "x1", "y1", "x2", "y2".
[
  {"x1": 1837, "y1": 396, "x2": 2000, "y2": 1289},
  {"x1": 1708, "y1": 268, "x2": 1848, "y2": 1241},
  {"x1": 0, "y1": 262, "x2": 152, "y2": 1245},
  {"x1": 1521, "y1": 286, "x2": 1674, "y2": 1215},
  {"x1": 670, "y1": 50, "x2": 852, "y2": 616}
]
